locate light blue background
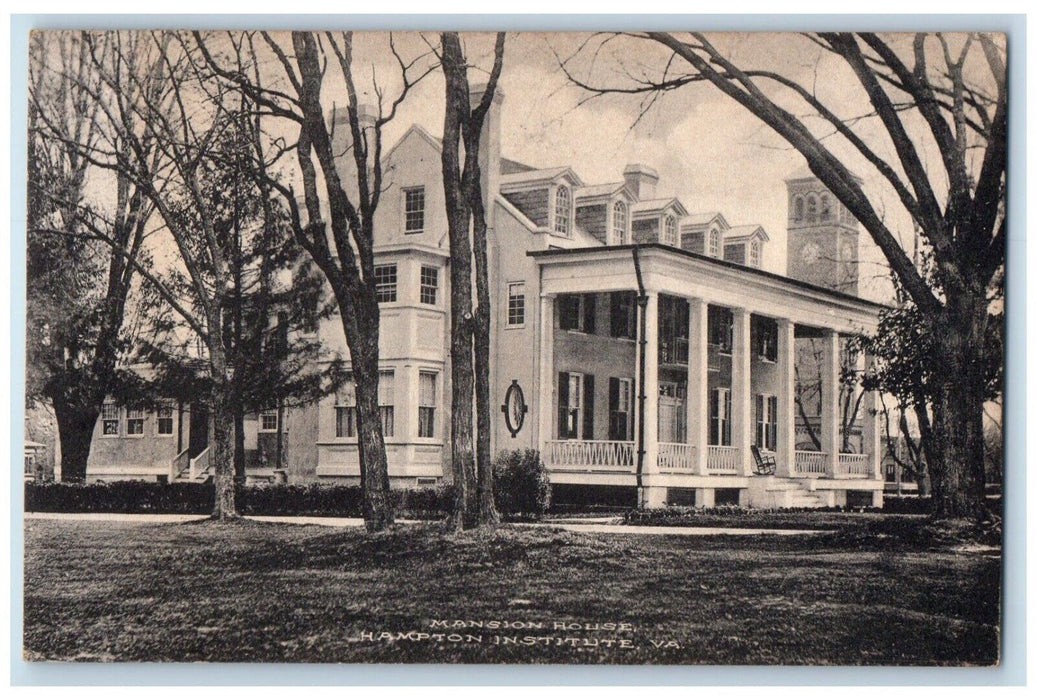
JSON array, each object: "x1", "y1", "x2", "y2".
[{"x1": 9, "y1": 13, "x2": 1026, "y2": 686}]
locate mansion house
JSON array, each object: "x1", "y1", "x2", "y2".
[{"x1": 83, "y1": 87, "x2": 886, "y2": 509}]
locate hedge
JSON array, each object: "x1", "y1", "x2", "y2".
[{"x1": 25, "y1": 481, "x2": 454, "y2": 518}]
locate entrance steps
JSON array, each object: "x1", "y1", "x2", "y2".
[{"x1": 746, "y1": 475, "x2": 830, "y2": 509}]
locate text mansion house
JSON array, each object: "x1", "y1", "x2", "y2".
[{"x1": 85, "y1": 89, "x2": 888, "y2": 509}]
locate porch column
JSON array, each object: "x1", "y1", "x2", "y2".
[
  {"x1": 638, "y1": 291, "x2": 663, "y2": 506},
  {"x1": 863, "y1": 351, "x2": 883, "y2": 481},
  {"x1": 537, "y1": 294, "x2": 556, "y2": 451},
  {"x1": 820, "y1": 329, "x2": 841, "y2": 478},
  {"x1": 731, "y1": 308, "x2": 753, "y2": 477},
  {"x1": 776, "y1": 318, "x2": 797, "y2": 478},
  {"x1": 687, "y1": 298, "x2": 709, "y2": 476}
]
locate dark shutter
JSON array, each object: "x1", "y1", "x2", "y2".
[
  {"x1": 582, "y1": 374, "x2": 595, "y2": 439},
  {"x1": 768, "y1": 396, "x2": 778, "y2": 450},
  {"x1": 583, "y1": 294, "x2": 596, "y2": 334},
  {"x1": 709, "y1": 389, "x2": 718, "y2": 445},
  {"x1": 755, "y1": 394, "x2": 764, "y2": 447},
  {"x1": 724, "y1": 390, "x2": 733, "y2": 445},
  {"x1": 610, "y1": 294, "x2": 623, "y2": 338},
  {"x1": 608, "y1": 377, "x2": 620, "y2": 440},
  {"x1": 557, "y1": 371, "x2": 570, "y2": 438}
]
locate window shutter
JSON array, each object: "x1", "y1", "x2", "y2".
[
  {"x1": 560, "y1": 296, "x2": 578, "y2": 330},
  {"x1": 724, "y1": 390, "x2": 733, "y2": 445},
  {"x1": 582, "y1": 374, "x2": 595, "y2": 439},
  {"x1": 583, "y1": 294, "x2": 596, "y2": 334},
  {"x1": 768, "y1": 396, "x2": 778, "y2": 450},
  {"x1": 608, "y1": 377, "x2": 620, "y2": 440},
  {"x1": 557, "y1": 372, "x2": 570, "y2": 438},
  {"x1": 610, "y1": 294, "x2": 622, "y2": 337},
  {"x1": 709, "y1": 389, "x2": 719, "y2": 445}
]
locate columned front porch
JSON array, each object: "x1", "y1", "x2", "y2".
[{"x1": 531, "y1": 245, "x2": 886, "y2": 509}]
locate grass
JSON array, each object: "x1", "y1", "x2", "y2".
[{"x1": 23, "y1": 517, "x2": 1000, "y2": 664}]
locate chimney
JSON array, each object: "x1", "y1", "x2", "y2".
[
  {"x1": 471, "y1": 83, "x2": 504, "y2": 228},
  {"x1": 330, "y1": 103, "x2": 378, "y2": 160},
  {"x1": 623, "y1": 163, "x2": 659, "y2": 201}
]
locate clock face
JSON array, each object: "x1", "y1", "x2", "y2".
[{"x1": 802, "y1": 242, "x2": 821, "y2": 264}]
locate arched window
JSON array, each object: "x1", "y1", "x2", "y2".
[
  {"x1": 806, "y1": 195, "x2": 818, "y2": 223},
  {"x1": 612, "y1": 200, "x2": 628, "y2": 245},
  {"x1": 708, "y1": 228, "x2": 720, "y2": 257},
  {"x1": 820, "y1": 194, "x2": 832, "y2": 221},
  {"x1": 554, "y1": 185, "x2": 571, "y2": 236},
  {"x1": 663, "y1": 215, "x2": 677, "y2": 246},
  {"x1": 794, "y1": 196, "x2": 805, "y2": 221}
]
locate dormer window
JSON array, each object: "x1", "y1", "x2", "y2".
[
  {"x1": 611, "y1": 200, "x2": 628, "y2": 245},
  {"x1": 749, "y1": 239, "x2": 761, "y2": 267},
  {"x1": 663, "y1": 215, "x2": 678, "y2": 246},
  {"x1": 708, "y1": 228, "x2": 721, "y2": 257},
  {"x1": 554, "y1": 185, "x2": 572, "y2": 236}
]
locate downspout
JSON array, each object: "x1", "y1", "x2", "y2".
[{"x1": 633, "y1": 247, "x2": 648, "y2": 495}]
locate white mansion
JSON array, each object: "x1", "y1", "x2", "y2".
[{"x1": 84, "y1": 88, "x2": 887, "y2": 509}]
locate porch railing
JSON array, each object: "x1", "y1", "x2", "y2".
[
  {"x1": 795, "y1": 450, "x2": 828, "y2": 475},
  {"x1": 542, "y1": 440, "x2": 635, "y2": 471},
  {"x1": 837, "y1": 453, "x2": 871, "y2": 476},
  {"x1": 169, "y1": 448, "x2": 190, "y2": 480},
  {"x1": 707, "y1": 445, "x2": 740, "y2": 474},
  {"x1": 658, "y1": 442, "x2": 695, "y2": 472},
  {"x1": 189, "y1": 447, "x2": 211, "y2": 480}
]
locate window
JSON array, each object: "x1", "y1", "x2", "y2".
[
  {"x1": 559, "y1": 294, "x2": 595, "y2": 333},
  {"x1": 708, "y1": 306, "x2": 734, "y2": 354},
  {"x1": 126, "y1": 407, "x2": 145, "y2": 436},
  {"x1": 557, "y1": 371, "x2": 593, "y2": 440},
  {"x1": 335, "y1": 375, "x2": 357, "y2": 439},
  {"x1": 611, "y1": 200, "x2": 628, "y2": 245},
  {"x1": 708, "y1": 228, "x2": 721, "y2": 257},
  {"x1": 418, "y1": 371, "x2": 437, "y2": 438},
  {"x1": 608, "y1": 377, "x2": 633, "y2": 440},
  {"x1": 658, "y1": 295, "x2": 690, "y2": 365},
  {"x1": 820, "y1": 194, "x2": 831, "y2": 221},
  {"x1": 755, "y1": 394, "x2": 778, "y2": 451},
  {"x1": 378, "y1": 370, "x2": 395, "y2": 437},
  {"x1": 374, "y1": 264, "x2": 397, "y2": 303},
  {"x1": 157, "y1": 405, "x2": 174, "y2": 436},
  {"x1": 807, "y1": 195, "x2": 818, "y2": 223},
  {"x1": 794, "y1": 196, "x2": 805, "y2": 221},
  {"x1": 420, "y1": 266, "x2": 438, "y2": 305},
  {"x1": 554, "y1": 185, "x2": 571, "y2": 236},
  {"x1": 101, "y1": 403, "x2": 120, "y2": 436},
  {"x1": 404, "y1": 187, "x2": 425, "y2": 233},
  {"x1": 749, "y1": 239, "x2": 761, "y2": 268},
  {"x1": 609, "y1": 291, "x2": 636, "y2": 339},
  {"x1": 260, "y1": 410, "x2": 278, "y2": 432},
  {"x1": 755, "y1": 317, "x2": 777, "y2": 362},
  {"x1": 709, "y1": 388, "x2": 732, "y2": 446},
  {"x1": 663, "y1": 215, "x2": 678, "y2": 246},
  {"x1": 507, "y1": 282, "x2": 525, "y2": 327}
]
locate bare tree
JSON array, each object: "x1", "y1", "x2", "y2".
[
  {"x1": 562, "y1": 32, "x2": 1005, "y2": 519},
  {"x1": 193, "y1": 31, "x2": 436, "y2": 531},
  {"x1": 28, "y1": 31, "x2": 158, "y2": 482},
  {"x1": 439, "y1": 32, "x2": 506, "y2": 529}
]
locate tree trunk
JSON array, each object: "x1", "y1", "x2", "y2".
[
  {"x1": 472, "y1": 187, "x2": 499, "y2": 526},
  {"x1": 926, "y1": 293, "x2": 989, "y2": 519},
  {"x1": 347, "y1": 305, "x2": 394, "y2": 532},
  {"x1": 233, "y1": 404, "x2": 246, "y2": 483},
  {"x1": 209, "y1": 341, "x2": 238, "y2": 520},
  {"x1": 52, "y1": 399, "x2": 98, "y2": 483}
]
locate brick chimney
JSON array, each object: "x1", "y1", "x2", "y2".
[{"x1": 623, "y1": 163, "x2": 659, "y2": 201}]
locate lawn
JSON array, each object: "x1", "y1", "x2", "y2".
[{"x1": 23, "y1": 518, "x2": 1000, "y2": 664}]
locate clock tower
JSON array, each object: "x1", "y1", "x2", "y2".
[{"x1": 785, "y1": 167, "x2": 860, "y2": 296}]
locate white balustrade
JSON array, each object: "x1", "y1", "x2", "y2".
[
  {"x1": 795, "y1": 450, "x2": 828, "y2": 475},
  {"x1": 707, "y1": 445, "x2": 740, "y2": 474},
  {"x1": 542, "y1": 440, "x2": 635, "y2": 472},
  {"x1": 658, "y1": 442, "x2": 695, "y2": 472},
  {"x1": 837, "y1": 453, "x2": 870, "y2": 476}
]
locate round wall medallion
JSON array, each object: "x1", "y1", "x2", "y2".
[{"x1": 501, "y1": 380, "x2": 528, "y2": 438}]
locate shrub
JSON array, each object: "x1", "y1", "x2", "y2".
[
  {"x1": 492, "y1": 449, "x2": 550, "y2": 518},
  {"x1": 882, "y1": 495, "x2": 934, "y2": 515},
  {"x1": 25, "y1": 481, "x2": 454, "y2": 518}
]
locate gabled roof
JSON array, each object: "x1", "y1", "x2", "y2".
[
  {"x1": 501, "y1": 166, "x2": 584, "y2": 189},
  {"x1": 575, "y1": 182, "x2": 634, "y2": 202},
  {"x1": 631, "y1": 197, "x2": 689, "y2": 218},
  {"x1": 723, "y1": 224, "x2": 770, "y2": 243},
  {"x1": 501, "y1": 157, "x2": 536, "y2": 174},
  {"x1": 382, "y1": 124, "x2": 443, "y2": 164},
  {"x1": 682, "y1": 211, "x2": 728, "y2": 228}
]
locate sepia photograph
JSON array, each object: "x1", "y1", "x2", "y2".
[{"x1": 21, "y1": 26, "x2": 1006, "y2": 666}]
